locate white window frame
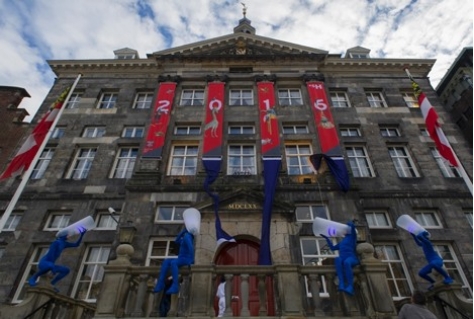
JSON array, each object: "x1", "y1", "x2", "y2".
[
  {"x1": 374, "y1": 244, "x2": 414, "y2": 300},
  {"x1": 340, "y1": 128, "x2": 361, "y2": 137},
  {"x1": 122, "y1": 126, "x2": 144, "y2": 138},
  {"x1": 97, "y1": 92, "x2": 117, "y2": 109},
  {"x1": 180, "y1": 89, "x2": 204, "y2": 106},
  {"x1": 68, "y1": 147, "x2": 97, "y2": 180},
  {"x1": 51, "y1": 127, "x2": 65, "y2": 139},
  {"x1": 465, "y1": 211, "x2": 473, "y2": 228},
  {"x1": 346, "y1": 146, "x2": 375, "y2": 177},
  {"x1": 155, "y1": 206, "x2": 186, "y2": 223},
  {"x1": 66, "y1": 92, "x2": 82, "y2": 109},
  {"x1": 278, "y1": 89, "x2": 303, "y2": 106},
  {"x1": 365, "y1": 211, "x2": 392, "y2": 229},
  {"x1": 31, "y1": 148, "x2": 55, "y2": 180},
  {"x1": 227, "y1": 144, "x2": 256, "y2": 176},
  {"x1": 282, "y1": 125, "x2": 309, "y2": 134},
  {"x1": 380, "y1": 127, "x2": 400, "y2": 137},
  {"x1": 110, "y1": 147, "x2": 138, "y2": 179},
  {"x1": 175, "y1": 126, "x2": 201, "y2": 135},
  {"x1": 146, "y1": 238, "x2": 179, "y2": 266},
  {"x1": 133, "y1": 92, "x2": 153, "y2": 109},
  {"x1": 330, "y1": 92, "x2": 351, "y2": 108},
  {"x1": 285, "y1": 144, "x2": 313, "y2": 175},
  {"x1": 44, "y1": 212, "x2": 71, "y2": 231},
  {"x1": 402, "y1": 92, "x2": 419, "y2": 108},
  {"x1": 95, "y1": 212, "x2": 119, "y2": 230},
  {"x1": 350, "y1": 53, "x2": 368, "y2": 59},
  {"x1": 431, "y1": 148, "x2": 461, "y2": 178},
  {"x1": 414, "y1": 211, "x2": 442, "y2": 229},
  {"x1": 72, "y1": 245, "x2": 111, "y2": 302},
  {"x1": 1, "y1": 212, "x2": 21, "y2": 231},
  {"x1": 167, "y1": 145, "x2": 198, "y2": 176},
  {"x1": 388, "y1": 146, "x2": 419, "y2": 178},
  {"x1": 228, "y1": 126, "x2": 255, "y2": 135},
  {"x1": 229, "y1": 89, "x2": 253, "y2": 106},
  {"x1": 366, "y1": 91, "x2": 387, "y2": 108},
  {"x1": 82, "y1": 127, "x2": 106, "y2": 138},
  {"x1": 295, "y1": 205, "x2": 329, "y2": 222}
]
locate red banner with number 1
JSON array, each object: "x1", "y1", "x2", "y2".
[{"x1": 257, "y1": 81, "x2": 281, "y2": 157}]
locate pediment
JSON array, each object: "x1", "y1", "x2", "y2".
[{"x1": 150, "y1": 33, "x2": 328, "y2": 58}]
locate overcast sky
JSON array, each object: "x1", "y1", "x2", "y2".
[{"x1": 0, "y1": 0, "x2": 472, "y2": 121}]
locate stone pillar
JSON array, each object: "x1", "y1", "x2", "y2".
[
  {"x1": 223, "y1": 274, "x2": 233, "y2": 317},
  {"x1": 240, "y1": 274, "x2": 250, "y2": 316},
  {"x1": 187, "y1": 265, "x2": 214, "y2": 316},
  {"x1": 275, "y1": 264, "x2": 304, "y2": 316}
]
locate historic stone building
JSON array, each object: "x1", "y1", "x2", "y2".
[{"x1": 0, "y1": 17, "x2": 472, "y2": 319}]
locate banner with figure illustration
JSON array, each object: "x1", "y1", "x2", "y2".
[{"x1": 257, "y1": 81, "x2": 281, "y2": 157}]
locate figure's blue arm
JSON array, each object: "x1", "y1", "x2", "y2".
[
  {"x1": 348, "y1": 222, "x2": 357, "y2": 244},
  {"x1": 181, "y1": 232, "x2": 194, "y2": 256},
  {"x1": 320, "y1": 234, "x2": 338, "y2": 251},
  {"x1": 411, "y1": 233, "x2": 422, "y2": 247},
  {"x1": 417, "y1": 233, "x2": 432, "y2": 247},
  {"x1": 66, "y1": 230, "x2": 86, "y2": 248},
  {"x1": 175, "y1": 229, "x2": 187, "y2": 244}
]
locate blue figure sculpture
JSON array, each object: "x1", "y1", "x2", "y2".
[
  {"x1": 411, "y1": 231, "x2": 453, "y2": 289},
  {"x1": 153, "y1": 228, "x2": 195, "y2": 295},
  {"x1": 28, "y1": 230, "x2": 86, "y2": 292},
  {"x1": 321, "y1": 221, "x2": 359, "y2": 295}
]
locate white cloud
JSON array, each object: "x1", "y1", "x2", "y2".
[{"x1": 0, "y1": 0, "x2": 471, "y2": 121}]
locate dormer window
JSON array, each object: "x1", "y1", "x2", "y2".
[
  {"x1": 345, "y1": 46, "x2": 371, "y2": 59},
  {"x1": 116, "y1": 54, "x2": 135, "y2": 60},
  {"x1": 349, "y1": 53, "x2": 369, "y2": 59},
  {"x1": 113, "y1": 48, "x2": 139, "y2": 60}
]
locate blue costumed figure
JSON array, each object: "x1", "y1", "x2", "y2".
[
  {"x1": 28, "y1": 229, "x2": 86, "y2": 292},
  {"x1": 153, "y1": 228, "x2": 195, "y2": 295},
  {"x1": 411, "y1": 231, "x2": 453, "y2": 289},
  {"x1": 321, "y1": 221, "x2": 359, "y2": 295}
]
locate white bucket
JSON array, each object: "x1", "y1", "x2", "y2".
[
  {"x1": 183, "y1": 208, "x2": 201, "y2": 235},
  {"x1": 396, "y1": 214, "x2": 428, "y2": 236},
  {"x1": 312, "y1": 217, "x2": 350, "y2": 237},
  {"x1": 56, "y1": 216, "x2": 95, "y2": 237}
]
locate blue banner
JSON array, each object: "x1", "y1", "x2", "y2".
[{"x1": 309, "y1": 154, "x2": 350, "y2": 192}]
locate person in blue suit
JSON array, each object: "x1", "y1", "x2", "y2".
[
  {"x1": 153, "y1": 228, "x2": 195, "y2": 295},
  {"x1": 321, "y1": 220, "x2": 359, "y2": 295},
  {"x1": 412, "y1": 231, "x2": 453, "y2": 289},
  {"x1": 28, "y1": 229, "x2": 86, "y2": 292}
]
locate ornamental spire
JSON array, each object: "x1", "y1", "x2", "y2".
[{"x1": 241, "y1": 2, "x2": 247, "y2": 18}]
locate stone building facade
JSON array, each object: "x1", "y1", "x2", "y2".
[{"x1": 0, "y1": 18, "x2": 472, "y2": 318}]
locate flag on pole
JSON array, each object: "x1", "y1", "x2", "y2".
[
  {"x1": 406, "y1": 70, "x2": 458, "y2": 167},
  {"x1": 0, "y1": 87, "x2": 71, "y2": 180}
]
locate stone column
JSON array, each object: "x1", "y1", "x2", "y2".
[
  {"x1": 187, "y1": 265, "x2": 214, "y2": 317},
  {"x1": 275, "y1": 264, "x2": 304, "y2": 316}
]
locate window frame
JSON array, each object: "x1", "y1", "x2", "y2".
[
  {"x1": 95, "y1": 212, "x2": 119, "y2": 230},
  {"x1": 155, "y1": 206, "x2": 187, "y2": 223},
  {"x1": 345, "y1": 145, "x2": 375, "y2": 177},
  {"x1": 431, "y1": 148, "x2": 461, "y2": 178},
  {"x1": 388, "y1": 146, "x2": 420, "y2": 178},
  {"x1": 122, "y1": 126, "x2": 144, "y2": 138},
  {"x1": 365, "y1": 211, "x2": 392, "y2": 229},
  {"x1": 340, "y1": 127, "x2": 361, "y2": 137},
  {"x1": 167, "y1": 144, "x2": 199, "y2": 176},
  {"x1": 174, "y1": 126, "x2": 202, "y2": 135},
  {"x1": 110, "y1": 147, "x2": 138, "y2": 179},
  {"x1": 229, "y1": 89, "x2": 254, "y2": 106},
  {"x1": 282, "y1": 125, "x2": 309, "y2": 135},
  {"x1": 51, "y1": 127, "x2": 65, "y2": 139},
  {"x1": 31, "y1": 147, "x2": 55, "y2": 180},
  {"x1": 97, "y1": 92, "x2": 117, "y2": 109},
  {"x1": 277, "y1": 88, "x2": 303, "y2": 106},
  {"x1": 380, "y1": 127, "x2": 400, "y2": 137},
  {"x1": 227, "y1": 144, "x2": 257, "y2": 176},
  {"x1": 295, "y1": 205, "x2": 329, "y2": 222},
  {"x1": 228, "y1": 125, "x2": 255, "y2": 135},
  {"x1": 82, "y1": 127, "x2": 106, "y2": 138},
  {"x1": 330, "y1": 91, "x2": 351, "y2": 108},
  {"x1": 402, "y1": 92, "x2": 419, "y2": 108},
  {"x1": 413, "y1": 211, "x2": 443, "y2": 229},
  {"x1": 284, "y1": 143, "x2": 313, "y2": 175},
  {"x1": 366, "y1": 91, "x2": 387, "y2": 108},
  {"x1": 146, "y1": 238, "x2": 179, "y2": 266},
  {"x1": 44, "y1": 212, "x2": 71, "y2": 231},
  {"x1": 1, "y1": 212, "x2": 21, "y2": 231},
  {"x1": 133, "y1": 92, "x2": 153, "y2": 109},
  {"x1": 66, "y1": 92, "x2": 82, "y2": 109},
  {"x1": 67, "y1": 147, "x2": 97, "y2": 180},
  {"x1": 180, "y1": 89, "x2": 205, "y2": 106}
]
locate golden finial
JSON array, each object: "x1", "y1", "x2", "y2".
[{"x1": 241, "y1": 2, "x2": 247, "y2": 18}]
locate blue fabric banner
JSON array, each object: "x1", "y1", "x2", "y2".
[{"x1": 309, "y1": 154, "x2": 350, "y2": 192}]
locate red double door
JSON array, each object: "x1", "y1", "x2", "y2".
[{"x1": 214, "y1": 239, "x2": 275, "y2": 316}]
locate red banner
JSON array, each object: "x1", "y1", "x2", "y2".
[
  {"x1": 257, "y1": 82, "x2": 281, "y2": 157},
  {"x1": 142, "y1": 82, "x2": 177, "y2": 158},
  {"x1": 306, "y1": 81, "x2": 342, "y2": 156},
  {"x1": 203, "y1": 82, "x2": 225, "y2": 157}
]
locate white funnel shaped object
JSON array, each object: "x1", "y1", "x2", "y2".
[
  {"x1": 396, "y1": 214, "x2": 428, "y2": 236},
  {"x1": 183, "y1": 208, "x2": 201, "y2": 235},
  {"x1": 56, "y1": 216, "x2": 95, "y2": 238},
  {"x1": 312, "y1": 217, "x2": 350, "y2": 237}
]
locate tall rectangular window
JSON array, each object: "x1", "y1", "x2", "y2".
[
  {"x1": 82, "y1": 127, "x2": 106, "y2": 138},
  {"x1": 228, "y1": 145, "x2": 256, "y2": 175},
  {"x1": 66, "y1": 93, "x2": 82, "y2": 109},
  {"x1": 285, "y1": 144, "x2": 312, "y2": 175},
  {"x1": 97, "y1": 93, "x2": 117, "y2": 109},
  {"x1": 180, "y1": 89, "x2": 204, "y2": 106},
  {"x1": 388, "y1": 146, "x2": 419, "y2": 177},
  {"x1": 146, "y1": 238, "x2": 178, "y2": 266},
  {"x1": 402, "y1": 92, "x2": 419, "y2": 108},
  {"x1": 51, "y1": 127, "x2": 65, "y2": 139},
  {"x1": 365, "y1": 211, "x2": 392, "y2": 228},
  {"x1": 330, "y1": 92, "x2": 351, "y2": 108},
  {"x1": 69, "y1": 148, "x2": 97, "y2": 180},
  {"x1": 168, "y1": 145, "x2": 198, "y2": 176},
  {"x1": 295, "y1": 205, "x2": 329, "y2": 222},
  {"x1": 133, "y1": 92, "x2": 153, "y2": 109},
  {"x1": 229, "y1": 89, "x2": 253, "y2": 106},
  {"x1": 1, "y1": 213, "x2": 21, "y2": 231},
  {"x1": 73, "y1": 246, "x2": 111, "y2": 302},
  {"x1": 431, "y1": 148, "x2": 461, "y2": 178},
  {"x1": 346, "y1": 146, "x2": 375, "y2": 177},
  {"x1": 278, "y1": 89, "x2": 303, "y2": 106},
  {"x1": 95, "y1": 212, "x2": 119, "y2": 230},
  {"x1": 31, "y1": 148, "x2": 55, "y2": 180},
  {"x1": 122, "y1": 127, "x2": 144, "y2": 138},
  {"x1": 414, "y1": 211, "x2": 442, "y2": 229},
  {"x1": 13, "y1": 246, "x2": 49, "y2": 302},
  {"x1": 44, "y1": 212, "x2": 71, "y2": 231},
  {"x1": 366, "y1": 92, "x2": 387, "y2": 108},
  {"x1": 155, "y1": 206, "x2": 186, "y2": 223},
  {"x1": 111, "y1": 147, "x2": 138, "y2": 179}
]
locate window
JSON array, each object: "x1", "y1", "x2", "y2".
[
  {"x1": 366, "y1": 92, "x2": 387, "y2": 108},
  {"x1": 13, "y1": 245, "x2": 49, "y2": 302},
  {"x1": 96, "y1": 212, "x2": 119, "y2": 230},
  {"x1": 51, "y1": 127, "x2": 65, "y2": 139},
  {"x1": 402, "y1": 92, "x2": 419, "y2": 108},
  {"x1": 282, "y1": 125, "x2": 308, "y2": 134},
  {"x1": 278, "y1": 89, "x2": 303, "y2": 106},
  {"x1": 122, "y1": 127, "x2": 144, "y2": 138},
  {"x1": 350, "y1": 53, "x2": 368, "y2": 59},
  {"x1": 380, "y1": 127, "x2": 400, "y2": 137},
  {"x1": 69, "y1": 148, "x2": 97, "y2": 180},
  {"x1": 73, "y1": 246, "x2": 111, "y2": 302},
  {"x1": 97, "y1": 93, "x2": 117, "y2": 109},
  {"x1": 420, "y1": 128, "x2": 429, "y2": 137},
  {"x1": 116, "y1": 54, "x2": 135, "y2": 59},
  {"x1": 180, "y1": 89, "x2": 204, "y2": 106},
  {"x1": 168, "y1": 145, "x2": 198, "y2": 176},
  {"x1": 431, "y1": 148, "x2": 461, "y2": 178},
  {"x1": 414, "y1": 211, "x2": 442, "y2": 229},
  {"x1": 111, "y1": 148, "x2": 138, "y2": 179},
  {"x1": 44, "y1": 212, "x2": 71, "y2": 231},
  {"x1": 388, "y1": 146, "x2": 419, "y2": 177},
  {"x1": 82, "y1": 127, "x2": 106, "y2": 138},
  {"x1": 228, "y1": 145, "x2": 256, "y2": 175},
  {"x1": 31, "y1": 148, "x2": 55, "y2": 180},
  {"x1": 1, "y1": 213, "x2": 21, "y2": 231},
  {"x1": 175, "y1": 126, "x2": 201, "y2": 135},
  {"x1": 285, "y1": 144, "x2": 312, "y2": 175},
  {"x1": 374, "y1": 244, "x2": 413, "y2": 300},
  {"x1": 346, "y1": 146, "x2": 375, "y2": 177},
  {"x1": 228, "y1": 126, "x2": 255, "y2": 135},
  {"x1": 330, "y1": 92, "x2": 351, "y2": 108},
  {"x1": 466, "y1": 211, "x2": 473, "y2": 228},
  {"x1": 433, "y1": 244, "x2": 472, "y2": 299},
  {"x1": 365, "y1": 211, "x2": 392, "y2": 228},
  {"x1": 133, "y1": 92, "x2": 153, "y2": 109},
  {"x1": 229, "y1": 89, "x2": 253, "y2": 106},
  {"x1": 340, "y1": 127, "x2": 361, "y2": 137},
  {"x1": 155, "y1": 206, "x2": 186, "y2": 223},
  {"x1": 146, "y1": 238, "x2": 178, "y2": 266},
  {"x1": 66, "y1": 92, "x2": 82, "y2": 109},
  {"x1": 295, "y1": 205, "x2": 329, "y2": 222}
]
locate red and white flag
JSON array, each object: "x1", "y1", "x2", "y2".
[{"x1": 0, "y1": 87, "x2": 70, "y2": 180}]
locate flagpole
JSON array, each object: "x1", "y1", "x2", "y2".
[
  {"x1": 0, "y1": 74, "x2": 82, "y2": 233},
  {"x1": 404, "y1": 69, "x2": 473, "y2": 196}
]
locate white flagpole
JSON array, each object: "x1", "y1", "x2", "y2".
[
  {"x1": 0, "y1": 74, "x2": 82, "y2": 233},
  {"x1": 404, "y1": 69, "x2": 473, "y2": 196}
]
